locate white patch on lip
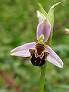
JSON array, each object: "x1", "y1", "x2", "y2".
[
  {"x1": 35, "y1": 50, "x2": 49, "y2": 59},
  {"x1": 35, "y1": 51, "x2": 44, "y2": 59}
]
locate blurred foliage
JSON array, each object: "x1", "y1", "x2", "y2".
[{"x1": 0, "y1": 0, "x2": 69, "y2": 92}]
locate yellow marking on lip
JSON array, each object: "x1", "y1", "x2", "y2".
[{"x1": 37, "y1": 34, "x2": 44, "y2": 44}]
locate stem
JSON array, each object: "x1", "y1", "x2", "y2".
[{"x1": 39, "y1": 64, "x2": 46, "y2": 92}]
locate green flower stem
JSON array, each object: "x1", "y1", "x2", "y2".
[{"x1": 39, "y1": 64, "x2": 46, "y2": 92}]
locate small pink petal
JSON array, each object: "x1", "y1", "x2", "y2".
[
  {"x1": 46, "y1": 45, "x2": 63, "y2": 68},
  {"x1": 37, "y1": 20, "x2": 51, "y2": 42},
  {"x1": 10, "y1": 42, "x2": 36, "y2": 57}
]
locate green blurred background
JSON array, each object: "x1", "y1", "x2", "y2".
[{"x1": 0, "y1": 0, "x2": 69, "y2": 92}]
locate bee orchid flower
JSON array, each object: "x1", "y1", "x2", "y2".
[{"x1": 10, "y1": 12, "x2": 63, "y2": 68}]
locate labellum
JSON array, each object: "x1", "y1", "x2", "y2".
[{"x1": 29, "y1": 43, "x2": 49, "y2": 66}]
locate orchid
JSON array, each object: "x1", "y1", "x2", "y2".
[{"x1": 10, "y1": 10, "x2": 63, "y2": 68}]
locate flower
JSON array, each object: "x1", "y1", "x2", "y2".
[{"x1": 10, "y1": 11, "x2": 63, "y2": 68}]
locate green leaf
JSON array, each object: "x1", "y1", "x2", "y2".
[{"x1": 47, "y1": 2, "x2": 61, "y2": 29}]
